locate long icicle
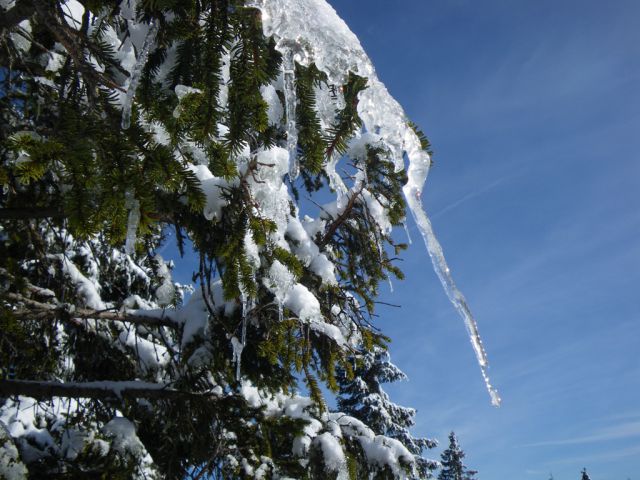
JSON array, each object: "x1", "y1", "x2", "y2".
[
  {"x1": 403, "y1": 149, "x2": 501, "y2": 407},
  {"x1": 121, "y1": 20, "x2": 159, "y2": 130},
  {"x1": 124, "y1": 189, "x2": 140, "y2": 255},
  {"x1": 282, "y1": 49, "x2": 299, "y2": 180}
]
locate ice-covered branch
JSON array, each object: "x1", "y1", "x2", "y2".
[
  {"x1": 0, "y1": 379, "x2": 215, "y2": 401},
  {"x1": 5, "y1": 291, "x2": 178, "y2": 328},
  {"x1": 121, "y1": 19, "x2": 158, "y2": 129}
]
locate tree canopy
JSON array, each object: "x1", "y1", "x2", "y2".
[
  {"x1": 0, "y1": 0, "x2": 440, "y2": 478},
  {"x1": 437, "y1": 432, "x2": 477, "y2": 480}
]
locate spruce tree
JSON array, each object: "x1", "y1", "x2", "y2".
[
  {"x1": 337, "y1": 347, "x2": 438, "y2": 478},
  {"x1": 438, "y1": 432, "x2": 477, "y2": 480},
  {"x1": 1, "y1": 0, "x2": 441, "y2": 478},
  {"x1": 581, "y1": 468, "x2": 592, "y2": 480}
]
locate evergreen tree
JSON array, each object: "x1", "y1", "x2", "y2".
[
  {"x1": 337, "y1": 347, "x2": 438, "y2": 478},
  {"x1": 438, "y1": 432, "x2": 477, "y2": 480},
  {"x1": 1, "y1": 0, "x2": 438, "y2": 478},
  {"x1": 581, "y1": 468, "x2": 592, "y2": 480}
]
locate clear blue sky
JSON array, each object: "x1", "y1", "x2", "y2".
[{"x1": 325, "y1": 0, "x2": 639, "y2": 478}]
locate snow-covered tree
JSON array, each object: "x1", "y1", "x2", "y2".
[
  {"x1": 337, "y1": 347, "x2": 438, "y2": 478},
  {"x1": 581, "y1": 468, "x2": 592, "y2": 480},
  {"x1": 438, "y1": 432, "x2": 477, "y2": 480},
  {"x1": 1, "y1": 0, "x2": 496, "y2": 477}
]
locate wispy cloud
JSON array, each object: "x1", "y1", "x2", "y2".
[
  {"x1": 430, "y1": 174, "x2": 514, "y2": 220},
  {"x1": 545, "y1": 443, "x2": 640, "y2": 466},
  {"x1": 524, "y1": 421, "x2": 640, "y2": 448}
]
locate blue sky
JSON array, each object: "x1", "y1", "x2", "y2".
[{"x1": 325, "y1": 0, "x2": 640, "y2": 478}]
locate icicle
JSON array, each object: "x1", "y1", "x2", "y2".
[
  {"x1": 124, "y1": 190, "x2": 140, "y2": 255},
  {"x1": 234, "y1": 293, "x2": 249, "y2": 382},
  {"x1": 121, "y1": 20, "x2": 159, "y2": 130},
  {"x1": 403, "y1": 150, "x2": 501, "y2": 407},
  {"x1": 277, "y1": 299, "x2": 283, "y2": 323},
  {"x1": 231, "y1": 335, "x2": 243, "y2": 381},
  {"x1": 387, "y1": 276, "x2": 394, "y2": 293},
  {"x1": 282, "y1": 48, "x2": 299, "y2": 180},
  {"x1": 403, "y1": 221, "x2": 413, "y2": 245},
  {"x1": 326, "y1": 153, "x2": 348, "y2": 201}
]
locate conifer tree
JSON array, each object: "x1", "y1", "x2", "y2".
[
  {"x1": 438, "y1": 432, "x2": 477, "y2": 480},
  {"x1": 581, "y1": 468, "x2": 592, "y2": 480},
  {"x1": 1, "y1": 0, "x2": 440, "y2": 478},
  {"x1": 337, "y1": 347, "x2": 438, "y2": 478}
]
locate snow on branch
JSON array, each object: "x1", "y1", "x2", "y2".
[
  {"x1": 5, "y1": 292, "x2": 178, "y2": 328},
  {"x1": 0, "y1": 379, "x2": 220, "y2": 401}
]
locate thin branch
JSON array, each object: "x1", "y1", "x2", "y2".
[
  {"x1": 4, "y1": 292, "x2": 178, "y2": 328},
  {"x1": 0, "y1": 379, "x2": 219, "y2": 401},
  {"x1": 0, "y1": 207, "x2": 65, "y2": 220},
  {"x1": 319, "y1": 185, "x2": 364, "y2": 247}
]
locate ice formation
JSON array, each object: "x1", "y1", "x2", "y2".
[
  {"x1": 281, "y1": 46, "x2": 299, "y2": 180},
  {"x1": 403, "y1": 158, "x2": 502, "y2": 407},
  {"x1": 251, "y1": 0, "x2": 500, "y2": 405},
  {"x1": 121, "y1": 19, "x2": 158, "y2": 130},
  {"x1": 124, "y1": 189, "x2": 140, "y2": 255}
]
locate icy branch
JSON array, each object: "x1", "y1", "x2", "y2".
[
  {"x1": 5, "y1": 291, "x2": 178, "y2": 328},
  {"x1": 0, "y1": 379, "x2": 214, "y2": 401},
  {"x1": 121, "y1": 19, "x2": 158, "y2": 129}
]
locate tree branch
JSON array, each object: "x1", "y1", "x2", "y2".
[
  {"x1": 0, "y1": 379, "x2": 217, "y2": 401},
  {"x1": 0, "y1": 207, "x2": 65, "y2": 220},
  {"x1": 4, "y1": 292, "x2": 178, "y2": 328},
  {"x1": 319, "y1": 185, "x2": 363, "y2": 247}
]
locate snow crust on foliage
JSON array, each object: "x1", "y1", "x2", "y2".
[
  {"x1": 0, "y1": 436, "x2": 27, "y2": 480},
  {"x1": 52, "y1": 253, "x2": 106, "y2": 310},
  {"x1": 313, "y1": 432, "x2": 346, "y2": 472},
  {"x1": 102, "y1": 417, "x2": 147, "y2": 459},
  {"x1": 187, "y1": 163, "x2": 230, "y2": 221},
  {"x1": 248, "y1": 0, "x2": 422, "y2": 172},
  {"x1": 0, "y1": 396, "x2": 154, "y2": 478},
  {"x1": 239, "y1": 382, "x2": 417, "y2": 478}
]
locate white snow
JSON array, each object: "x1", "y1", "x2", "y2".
[
  {"x1": 103, "y1": 417, "x2": 140, "y2": 454},
  {"x1": 187, "y1": 164, "x2": 231, "y2": 221},
  {"x1": 51, "y1": 254, "x2": 106, "y2": 310},
  {"x1": 313, "y1": 432, "x2": 346, "y2": 472}
]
